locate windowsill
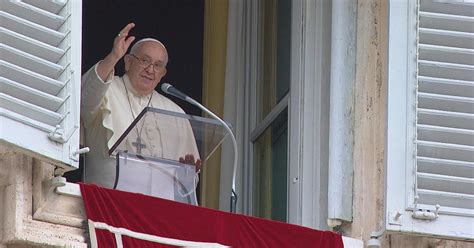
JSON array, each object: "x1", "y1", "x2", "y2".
[
  {"x1": 342, "y1": 236, "x2": 364, "y2": 248},
  {"x1": 56, "y1": 182, "x2": 82, "y2": 197}
]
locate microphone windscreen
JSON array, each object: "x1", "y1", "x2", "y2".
[
  {"x1": 161, "y1": 83, "x2": 172, "y2": 93},
  {"x1": 160, "y1": 83, "x2": 188, "y2": 101}
]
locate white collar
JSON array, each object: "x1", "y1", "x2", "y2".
[{"x1": 122, "y1": 74, "x2": 153, "y2": 99}]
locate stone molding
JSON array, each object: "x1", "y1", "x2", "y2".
[{"x1": 0, "y1": 143, "x2": 87, "y2": 247}]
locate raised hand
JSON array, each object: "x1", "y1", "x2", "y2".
[
  {"x1": 96, "y1": 23, "x2": 136, "y2": 81},
  {"x1": 110, "y1": 23, "x2": 136, "y2": 61}
]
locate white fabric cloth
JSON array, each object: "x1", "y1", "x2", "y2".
[{"x1": 81, "y1": 63, "x2": 199, "y2": 189}]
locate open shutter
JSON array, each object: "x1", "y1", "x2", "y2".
[
  {"x1": 387, "y1": 0, "x2": 473, "y2": 240},
  {"x1": 415, "y1": 0, "x2": 474, "y2": 217},
  {"x1": 0, "y1": 0, "x2": 82, "y2": 169}
]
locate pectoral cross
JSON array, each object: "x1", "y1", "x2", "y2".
[{"x1": 132, "y1": 136, "x2": 146, "y2": 155}]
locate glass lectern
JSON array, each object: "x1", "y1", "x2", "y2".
[{"x1": 109, "y1": 107, "x2": 228, "y2": 205}]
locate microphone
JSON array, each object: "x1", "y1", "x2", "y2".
[
  {"x1": 161, "y1": 83, "x2": 240, "y2": 213},
  {"x1": 161, "y1": 83, "x2": 189, "y2": 101}
]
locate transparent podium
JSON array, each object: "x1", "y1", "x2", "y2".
[{"x1": 109, "y1": 107, "x2": 228, "y2": 205}]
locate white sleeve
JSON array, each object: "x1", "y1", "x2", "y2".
[{"x1": 81, "y1": 62, "x2": 115, "y2": 126}]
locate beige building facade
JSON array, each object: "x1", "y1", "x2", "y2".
[{"x1": 0, "y1": 0, "x2": 472, "y2": 247}]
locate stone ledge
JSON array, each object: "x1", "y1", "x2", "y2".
[{"x1": 0, "y1": 147, "x2": 88, "y2": 247}]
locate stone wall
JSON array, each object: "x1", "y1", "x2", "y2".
[{"x1": 0, "y1": 143, "x2": 87, "y2": 247}]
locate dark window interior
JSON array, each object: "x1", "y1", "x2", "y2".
[{"x1": 66, "y1": 0, "x2": 204, "y2": 182}]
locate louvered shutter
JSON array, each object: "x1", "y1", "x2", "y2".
[
  {"x1": 415, "y1": 0, "x2": 474, "y2": 217},
  {"x1": 0, "y1": 0, "x2": 82, "y2": 169},
  {"x1": 386, "y1": 0, "x2": 473, "y2": 239}
]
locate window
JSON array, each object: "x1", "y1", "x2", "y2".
[
  {"x1": 0, "y1": 0, "x2": 82, "y2": 169},
  {"x1": 386, "y1": 0, "x2": 473, "y2": 239},
  {"x1": 223, "y1": 0, "x2": 331, "y2": 228},
  {"x1": 225, "y1": 0, "x2": 331, "y2": 228},
  {"x1": 250, "y1": 0, "x2": 291, "y2": 222}
]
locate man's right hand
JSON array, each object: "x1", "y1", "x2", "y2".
[
  {"x1": 96, "y1": 23, "x2": 136, "y2": 81},
  {"x1": 110, "y1": 23, "x2": 136, "y2": 61}
]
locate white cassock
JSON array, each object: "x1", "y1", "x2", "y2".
[{"x1": 81, "y1": 63, "x2": 199, "y2": 198}]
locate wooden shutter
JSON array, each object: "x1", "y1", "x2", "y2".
[
  {"x1": 415, "y1": 0, "x2": 473, "y2": 217},
  {"x1": 386, "y1": 0, "x2": 473, "y2": 239},
  {"x1": 0, "y1": 0, "x2": 82, "y2": 168}
]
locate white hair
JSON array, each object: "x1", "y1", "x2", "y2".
[{"x1": 129, "y1": 38, "x2": 168, "y2": 63}]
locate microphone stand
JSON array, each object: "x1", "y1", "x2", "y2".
[
  {"x1": 185, "y1": 98, "x2": 239, "y2": 213},
  {"x1": 161, "y1": 84, "x2": 238, "y2": 213}
]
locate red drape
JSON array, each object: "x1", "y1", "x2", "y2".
[{"x1": 80, "y1": 183, "x2": 344, "y2": 248}]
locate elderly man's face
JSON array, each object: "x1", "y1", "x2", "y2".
[{"x1": 124, "y1": 41, "x2": 167, "y2": 96}]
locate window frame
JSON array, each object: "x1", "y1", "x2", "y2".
[
  {"x1": 287, "y1": 0, "x2": 331, "y2": 228},
  {"x1": 240, "y1": 0, "x2": 331, "y2": 229}
]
